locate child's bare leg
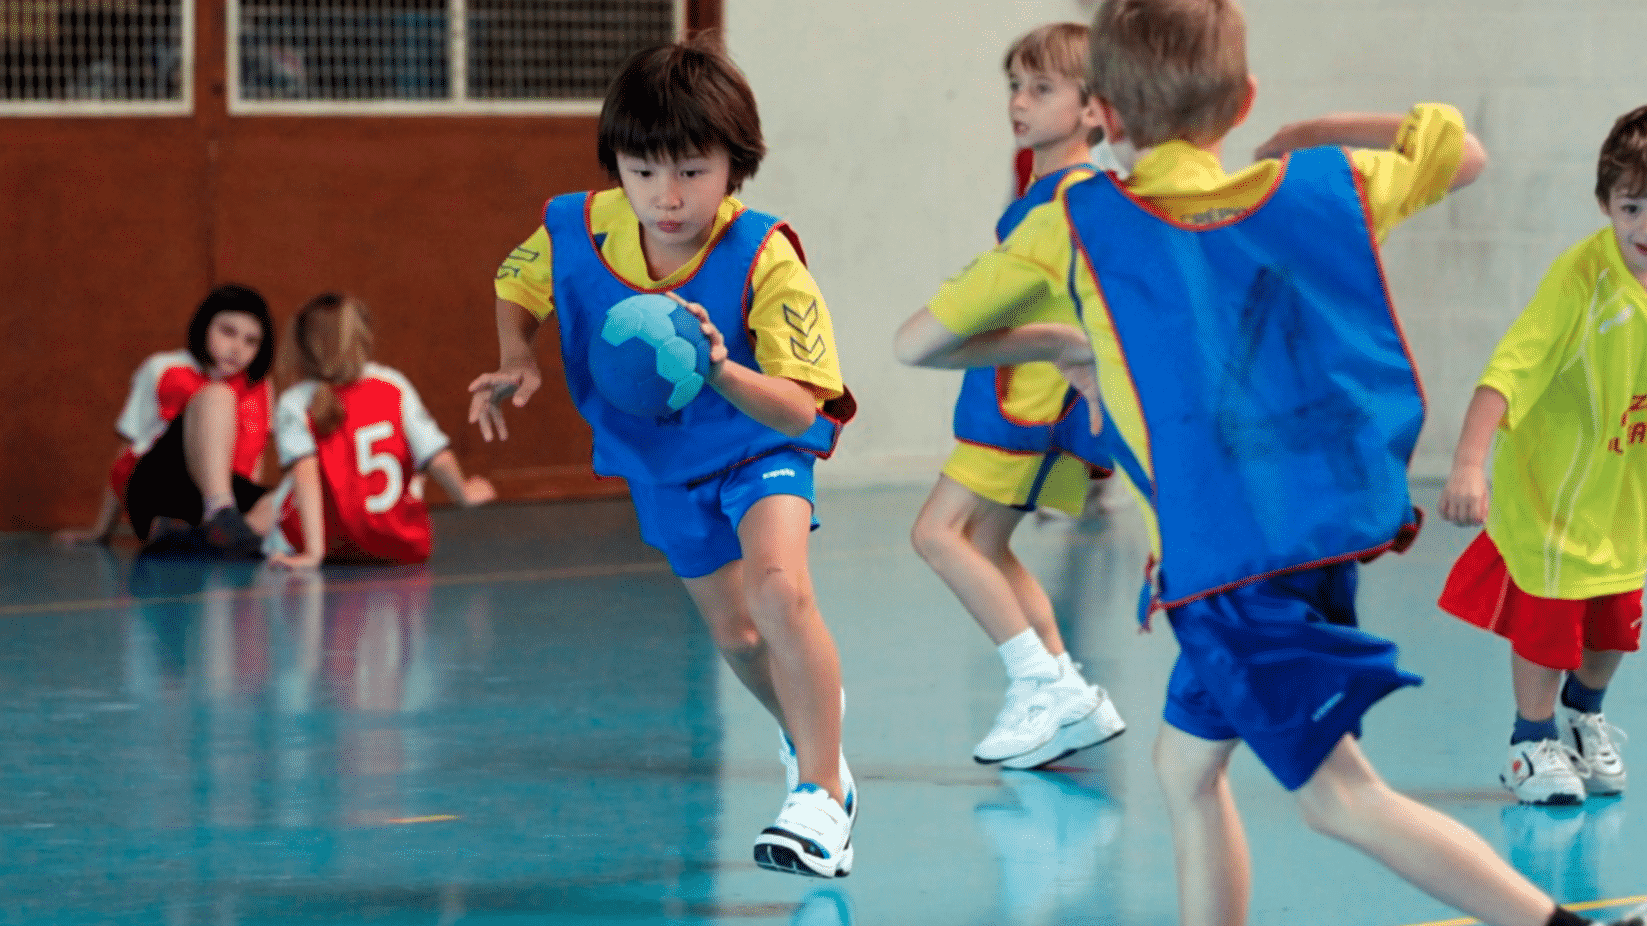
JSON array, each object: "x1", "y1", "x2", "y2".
[
  {"x1": 969, "y1": 503, "x2": 1066, "y2": 655},
  {"x1": 182, "y1": 382, "x2": 240, "y2": 514},
  {"x1": 243, "y1": 490, "x2": 278, "y2": 536},
  {"x1": 737, "y1": 494, "x2": 843, "y2": 803},
  {"x1": 1155, "y1": 725, "x2": 1250, "y2": 926},
  {"x1": 1512, "y1": 651, "x2": 1565, "y2": 721},
  {"x1": 911, "y1": 475, "x2": 1035, "y2": 645},
  {"x1": 681, "y1": 563, "x2": 787, "y2": 728},
  {"x1": 1573, "y1": 647, "x2": 1624, "y2": 691},
  {"x1": 1295, "y1": 735, "x2": 1556, "y2": 926}
]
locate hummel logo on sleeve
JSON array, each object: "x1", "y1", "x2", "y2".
[
  {"x1": 762, "y1": 468, "x2": 797, "y2": 479},
  {"x1": 784, "y1": 300, "x2": 827, "y2": 364}
]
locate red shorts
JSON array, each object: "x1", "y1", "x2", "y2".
[{"x1": 1438, "y1": 532, "x2": 1642, "y2": 670}]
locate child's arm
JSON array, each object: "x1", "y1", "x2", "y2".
[
  {"x1": 268, "y1": 457, "x2": 325, "y2": 570},
  {"x1": 895, "y1": 309, "x2": 1103, "y2": 432},
  {"x1": 1254, "y1": 111, "x2": 1487, "y2": 191},
  {"x1": 52, "y1": 443, "x2": 131, "y2": 545},
  {"x1": 421, "y1": 448, "x2": 497, "y2": 508},
  {"x1": 675, "y1": 297, "x2": 820, "y2": 438},
  {"x1": 467, "y1": 299, "x2": 545, "y2": 442},
  {"x1": 1439, "y1": 385, "x2": 1509, "y2": 526}
]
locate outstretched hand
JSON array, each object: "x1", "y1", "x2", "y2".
[{"x1": 467, "y1": 362, "x2": 542, "y2": 442}]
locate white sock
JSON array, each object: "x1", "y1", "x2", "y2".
[
  {"x1": 999, "y1": 629, "x2": 1059, "y2": 681},
  {"x1": 1056, "y1": 651, "x2": 1092, "y2": 684}
]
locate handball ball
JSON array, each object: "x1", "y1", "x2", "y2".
[{"x1": 589, "y1": 293, "x2": 712, "y2": 417}]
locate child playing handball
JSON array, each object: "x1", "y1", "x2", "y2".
[
  {"x1": 467, "y1": 39, "x2": 859, "y2": 878},
  {"x1": 900, "y1": 0, "x2": 1641, "y2": 923},
  {"x1": 906, "y1": 21, "x2": 1124, "y2": 770},
  {"x1": 268, "y1": 292, "x2": 494, "y2": 568},
  {"x1": 56, "y1": 283, "x2": 275, "y2": 557},
  {"x1": 1438, "y1": 104, "x2": 1647, "y2": 807}
]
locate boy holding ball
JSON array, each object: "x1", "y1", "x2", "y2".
[{"x1": 467, "y1": 38, "x2": 859, "y2": 878}]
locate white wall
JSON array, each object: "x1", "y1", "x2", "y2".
[{"x1": 728, "y1": 0, "x2": 1647, "y2": 483}]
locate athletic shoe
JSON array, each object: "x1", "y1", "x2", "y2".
[
  {"x1": 1559, "y1": 706, "x2": 1627, "y2": 796},
  {"x1": 778, "y1": 729, "x2": 856, "y2": 823},
  {"x1": 754, "y1": 784, "x2": 854, "y2": 878},
  {"x1": 139, "y1": 516, "x2": 205, "y2": 556},
  {"x1": 1001, "y1": 686, "x2": 1125, "y2": 770},
  {"x1": 200, "y1": 507, "x2": 263, "y2": 559},
  {"x1": 1502, "y1": 738, "x2": 1589, "y2": 805},
  {"x1": 975, "y1": 671, "x2": 1097, "y2": 763}
]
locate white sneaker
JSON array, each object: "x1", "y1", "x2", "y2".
[
  {"x1": 754, "y1": 784, "x2": 854, "y2": 878},
  {"x1": 1002, "y1": 685, "x2": 1126, "y2": 770},
  {"x1": 1502, "y1": 738, "x2": 1589, "y2": 805},
  {"x1": 975, "y1": 671, "x2": 1096, "y2": 763},
  {"x1": 1559, "y1": 706, "x2": 1628, "y2": 795},
  {"x1": 779, "y1": 729, "x2": 857, "y2": 823}
]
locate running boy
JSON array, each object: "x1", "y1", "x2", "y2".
[
  {"x1": 897, "y1": 1, "x2": 1639, "y2": 924},
  {"x1": 467, "y1": 40, "x2": 859, "y2": 878},
  {"x1": 1438, "y1": 105, "x2": 1647, "y2": 807},
  {"x1": 910, "y1": 21, "x2": 1124, "y2": 770}
]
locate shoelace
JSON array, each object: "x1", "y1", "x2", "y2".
[
  {"x1": 1574, "y1": 714, "x2": 1628, "y2": 758},
  {"x1": 1526, "y1": 738, "x2": 1593, "y2": 779}
]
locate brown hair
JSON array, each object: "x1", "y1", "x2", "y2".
[
  {"x1": 1087, "y1": 0, "x2": 1249, "y2": 149},
  {"x1": 1006, "y1": 22, "x2": 1103, "y2": 145},
  {"x1": 1597, "y1": 104, "x2": 1647, "y2": 204},
  {"x1": 282, "y1": 292, "x2": 374, "y2": 438},
  {"x1": 597, "y1": 36, "x2": 765, "y2": 194}
]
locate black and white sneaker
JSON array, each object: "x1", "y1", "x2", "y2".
[{"x1": 753, "y1": 784, "x2": 854, "y2": 878}]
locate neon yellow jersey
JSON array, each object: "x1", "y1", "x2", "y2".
[
  {"x1": 495, "y1": 189, "x2": 843, "y2": 400},
  {"x1": 926, "y1": 103, "x2": 1467, "y2": 563},
  {"x1": 1483, "y1": 227, "x2": 1647, "y2": 598}
]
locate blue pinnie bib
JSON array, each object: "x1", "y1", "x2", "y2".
[
  {"x1": 952, "y1": 166, "x2": 1091, "y2": 457},
  {"x1": 1065, "y1": 146, "x2": 1424, "y2": 608},
  {"x1": 544, "y1": 192, "x2": 843, "y2": 485}
]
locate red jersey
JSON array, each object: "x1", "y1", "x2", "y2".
[
  {"x1": 274, "y1": 364, "x2": 450, "y2": 564},
  {"x1": 111, "y1": 349, "x2": 272, "y2": 496}
]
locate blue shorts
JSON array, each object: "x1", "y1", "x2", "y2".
[
  {"x1": 627, "y1": 450, "x2": 819, "y2": 579},
  {"x1": 1162, "y1": 561, "x2": 1422, "y2": 790}
]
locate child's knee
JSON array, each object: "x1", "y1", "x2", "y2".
[
  {"x1": 909, "y1": 512, "x2": 959, "y2": 562},
  {"x1": 185, "y1": 382, "x2": 237, "y2": 421},
  {"x1": 745, "y1": 563, "x2": 814, "y2": 621},
  {"x1": 705, "y1": 613, "x2": 763, "y2": 659}
]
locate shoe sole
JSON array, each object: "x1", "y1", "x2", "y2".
[
  {"x1": 1001, "y1": 712, "x2": 1126, "y2": 771},
  {"x1": 1500, "y1": 775, "x2": 1586, "y2": 806},
  {"x1": 754, "y1": 832, "x2": 853, "y2": 878},
  {"x1": 974, "y1": 729, "x2": 1057, "y2": 765}
]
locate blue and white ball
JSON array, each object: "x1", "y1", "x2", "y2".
[{"x1": 588, "y1": 293, "x2": 712, "y2": 418}]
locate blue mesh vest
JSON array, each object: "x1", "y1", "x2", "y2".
[
  {"x1": 953, "y1": 166, "x2": 1117, "y2": 470},
  {"x1": 1064, "y1": 147, "x2": 1424, "y2": 607},
  {"x1": 545, "y1": 193, "x2": 846, "y2": 485}
]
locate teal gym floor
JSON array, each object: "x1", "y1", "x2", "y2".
[{"x1": 3, "y1": 480, "x2": 1644, "y2": 925}]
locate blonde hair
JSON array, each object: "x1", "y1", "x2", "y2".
[
  {"x1": 283, "y1": 292, "x2": 374, "y2": 437},
  {"x1": 1088, "y1": 0, "x2": 1248, "y2": 149},
  {"x1": 1005, "y1": 22, "x2": 1103, "y2": 145}
]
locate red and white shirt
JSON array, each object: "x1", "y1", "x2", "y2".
[
  {"x1": 274, "y1": 363, "x2": 450, "y2": 564},
  {"x1": 111, "y1": 349, "x2": 272, "y2": 496}
]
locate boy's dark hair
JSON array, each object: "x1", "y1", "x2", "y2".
[
  {"x1": 1088, "y1": 0, "x2": 1248, "y2": 149},
  {"x1": 1596, "y1": 104, "x2": 1647, "y2": 204},
  {"x1": 597, "y1": 38, "x2": 765, "y2": 194},
  {"x1": 187, "y1": 283, "x2": 274, "y2": 383},
  {"x1": 1005, "y1": 22, "x2": 1104, "y2": 145}
]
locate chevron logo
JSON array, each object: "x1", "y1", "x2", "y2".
[
  {"x1": 791, "y1": 334, "x2": 827, "y2": 363},
  {"x1": 783, "y1": 299, "x2": 819, "y2": 333}
]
